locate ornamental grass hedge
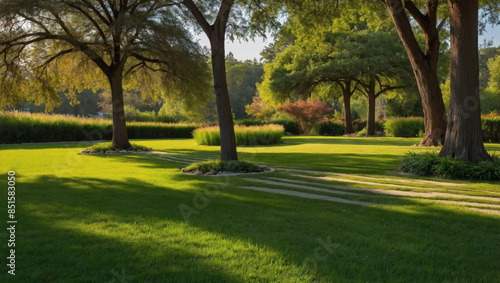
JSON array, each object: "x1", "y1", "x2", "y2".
[
  {"x1": 193, "y1": 124, "x2": 284, "y2": 146},
  {"x1": 0, "y1": 111, "x2": 198, "y2": 143}
]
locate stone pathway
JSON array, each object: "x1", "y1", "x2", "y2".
[{"x1": 134, "y1": 151, "x2": 500, "y2": 216}]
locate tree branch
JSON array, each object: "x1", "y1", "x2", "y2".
[
  {"x1": 404, "y1": 0, "x2": 430, "y2": 34},
  {"x1": 437, "y1": 17, "x2": 448, "y2": 33},
  {"x1": 213, "y1": 0, "x2": 234, "y2": 37},
  {"x1": 65, "y1": 2, "x2": 109, "y2": 44},
  {"x1": 182, "y1": 0, "x2": 212, "y2": 38}
]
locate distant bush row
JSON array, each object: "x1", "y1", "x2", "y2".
[
  {"x1": 103, "y1": 105, "x2": 178, "y2": 123},
  {"x1": 0, "y1": 112, "x2": 198, "y2": 144},
  {"x1": 318, "y1": 116, "x2": 500, "y2": 142},
  {"x1": 235, "y1": 119, "x2": 300, "y2": 135},
  {"x1": 193, "y1": 125, "x2": 284, "y2": 146},
  {"x1": 2, "y1": 111, "x2": 498, "y2": 144}
]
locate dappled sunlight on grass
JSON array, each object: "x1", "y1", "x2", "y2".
[{"x1": 1, "y1": 137, "x2": 500, "y2": 281}]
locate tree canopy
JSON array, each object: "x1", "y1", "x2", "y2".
[{"x1": 0, "y1": 0, "x2": 211, "y2": 148}]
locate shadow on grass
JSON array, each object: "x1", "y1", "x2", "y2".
[{"x1": 5, "y1": 172, "x2": 500, "y2": 282}]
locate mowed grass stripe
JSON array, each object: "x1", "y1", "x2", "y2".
[
  {"x1": 264, "y1": 177, "x2": 384, "y2": 196},
  {"x1": 149, "y1": 156, "x2": 190, "y2": 165},
  {"x1": 145, "y1": 151, "x2": 208, "y2": 163},
  {"x1": 237, "y1": 186, "x2": 374, "y2": 206},
  {"x1": 272, "y1": 176, "x2": 500, "y2": 204},
  {"x1": 243, "y1": 178, "x2": 364, "y2": 197},
  {"x1": 280, "y1": 168, "x2": 467, "y2": 187},
  {"x1": 433, "y1": 199, "x2": 500, "y2": 210}
]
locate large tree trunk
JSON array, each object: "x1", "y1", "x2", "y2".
[
  {"x1": 366, "y1": 78, "x2": 376, "y2": 136},
  {"x1": 439, "y1": 0, "x2": 489, "y2": 162},
  {"x1": 415, "y1": 66, "x2": 447, "y2": 146},
  {"x1": 109, "y1": 71, "x2": 131, "y2": 149},
  {"x1": 342, "y1": 81, "x2": 354, "y2": 134},
  {"x1": 385, "y1": 0, "x2": 447, "y2": 146},
  {"x1": 211, "y1": 35, "x2": 238, "y2": 161}
]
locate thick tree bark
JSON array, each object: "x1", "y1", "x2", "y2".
[
  {"x1": 439, "y1": 0, "x2": 489, "y2": 162},
  {"x1": 415, "y1": 66, "x2": 447, "y2": 146},
  {"x1": 340, "y1": 80, "x2": 354, "y2": 134},
  {"x1": 108, "y1": 71, "x2": 131, "y2": 149},
  {"x1": 384, "y1": 0, "x2": 447, "y2": 146},
  {"x1": 366, "y1": 78, "x2": 376, "y2": 136},
  {"x1": 211, "y1": 35, "x2": 238, "y2": 161},
  {"x1": 183, "y1": 0, "x2": 238, "y2": 161}
]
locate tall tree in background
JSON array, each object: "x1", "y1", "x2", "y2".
[
  {"x1": 259, "y1": 26, "x2": 412, "y2": 136},
  {"x1": 0, "y1": 0, "x2": 210, "y2": 149},
  {"x1": 439, "y1": 0, "x2": 489, "y2": 162},
  {"x1": 179, "y1": 0, "x2": 276, "y2": 161},
  {"x1": 226, "y1": 53, "x2": 264, "y2": 119},
  {"x1": 181, "y1": 0, "x2": 237, "y2": 160}
]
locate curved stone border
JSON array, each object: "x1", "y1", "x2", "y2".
[{"x1": 78, "y1": 149, "x2": 151, "y2": 155}]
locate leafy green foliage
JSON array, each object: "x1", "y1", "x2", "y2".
[
  {"x1": 226, "y1": 55, "x2": 264, "y2": 119},
  {"x1": 385, "y1": 117, "x2": 425, "y2": 138},
  {"x1": 385, "y1": 95, "x2": 424, "y2": 117},
  {"x1": 193, "y1": 125, "x2": 284, "y2": 146},
  {"x1": 318, "y1": 119, "x2": 385, "y2": 136},
  {"x1": 245, "y1": 95, "x2": 275, "y2": 121},
  {"x1": 481, "y1": 113, "x2": 500, "y2": 142},
  {"x1": 87, "y1": 142, "x2": 151, "y2": 152},
  {"x1": 401, "y1": 152, "x2": 500, "y2": 181},
  {"x1": 183, "y1": 160, "x2": 262, "y2": 174},
  {"x1": 0, "y1": 0, "x2": 212, "y2": 111},
  {"x1": 0, "y1": 111, "x2": 199, "y2": 143},
  {"x1": 319, "y1": 121, "x2": 346, "y2": 136}
]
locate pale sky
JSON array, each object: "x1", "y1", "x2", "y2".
[{"x1": 196, "y1": 25, "x2": 500, "y2": 62}]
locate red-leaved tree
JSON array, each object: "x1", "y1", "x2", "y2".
[{"x1": 278, "y1": 100, "x2": 331, "y2": 134}]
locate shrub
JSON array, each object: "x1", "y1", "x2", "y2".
[
  {"x1": 127, "y1": 123, "x2": 198, "y2": 139},
  {"x1": 271, "y1": 119, "x2": 300, "y2": 135},
  {"x1": 356, "y1": 128, "x2": 367, "y2": 137},
  {"x1": 156, "y1": 115, "x2": 179, "y2": 123},
  {"x1": 319, "y1": 121, "x2": 345, "y2": 136},
  {"x1": 193, "y1": 125, "x2": 284, "y2": 146},
  {"x1": 352, "y1": 119, "x2": 366, "y2": 132},
  {"x1": 385, "y1": 117, "x2": 424, "y2": 137},
  {"x1": 481, "y1": 115, "x2": 500, "y2": 142},
  {"x1": 278, "y1": 100, "x2": 332, "y2": 134},
  {"x1": 400, "y1": 152, "x2": 439, "y2": 176},
  {"x1": 182, "y1": 160, "x2": 263, "y2": 174},
  {"x1": 87, "y1": 142, "x2": 151, "y2": 152},
  {"x1": 234, "y1": 119, "x2": 266, "y2": 126},
  {"x1": 400, "y1": 152, "x2": 500, "y2": 181},
  {"x1": 0, "y1": 111, "x2": 199, "y2": 143}
]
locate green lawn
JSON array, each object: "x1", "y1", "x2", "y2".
[{"x1": 1, "y1": 137, "x2": 500, "y2": 282}]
